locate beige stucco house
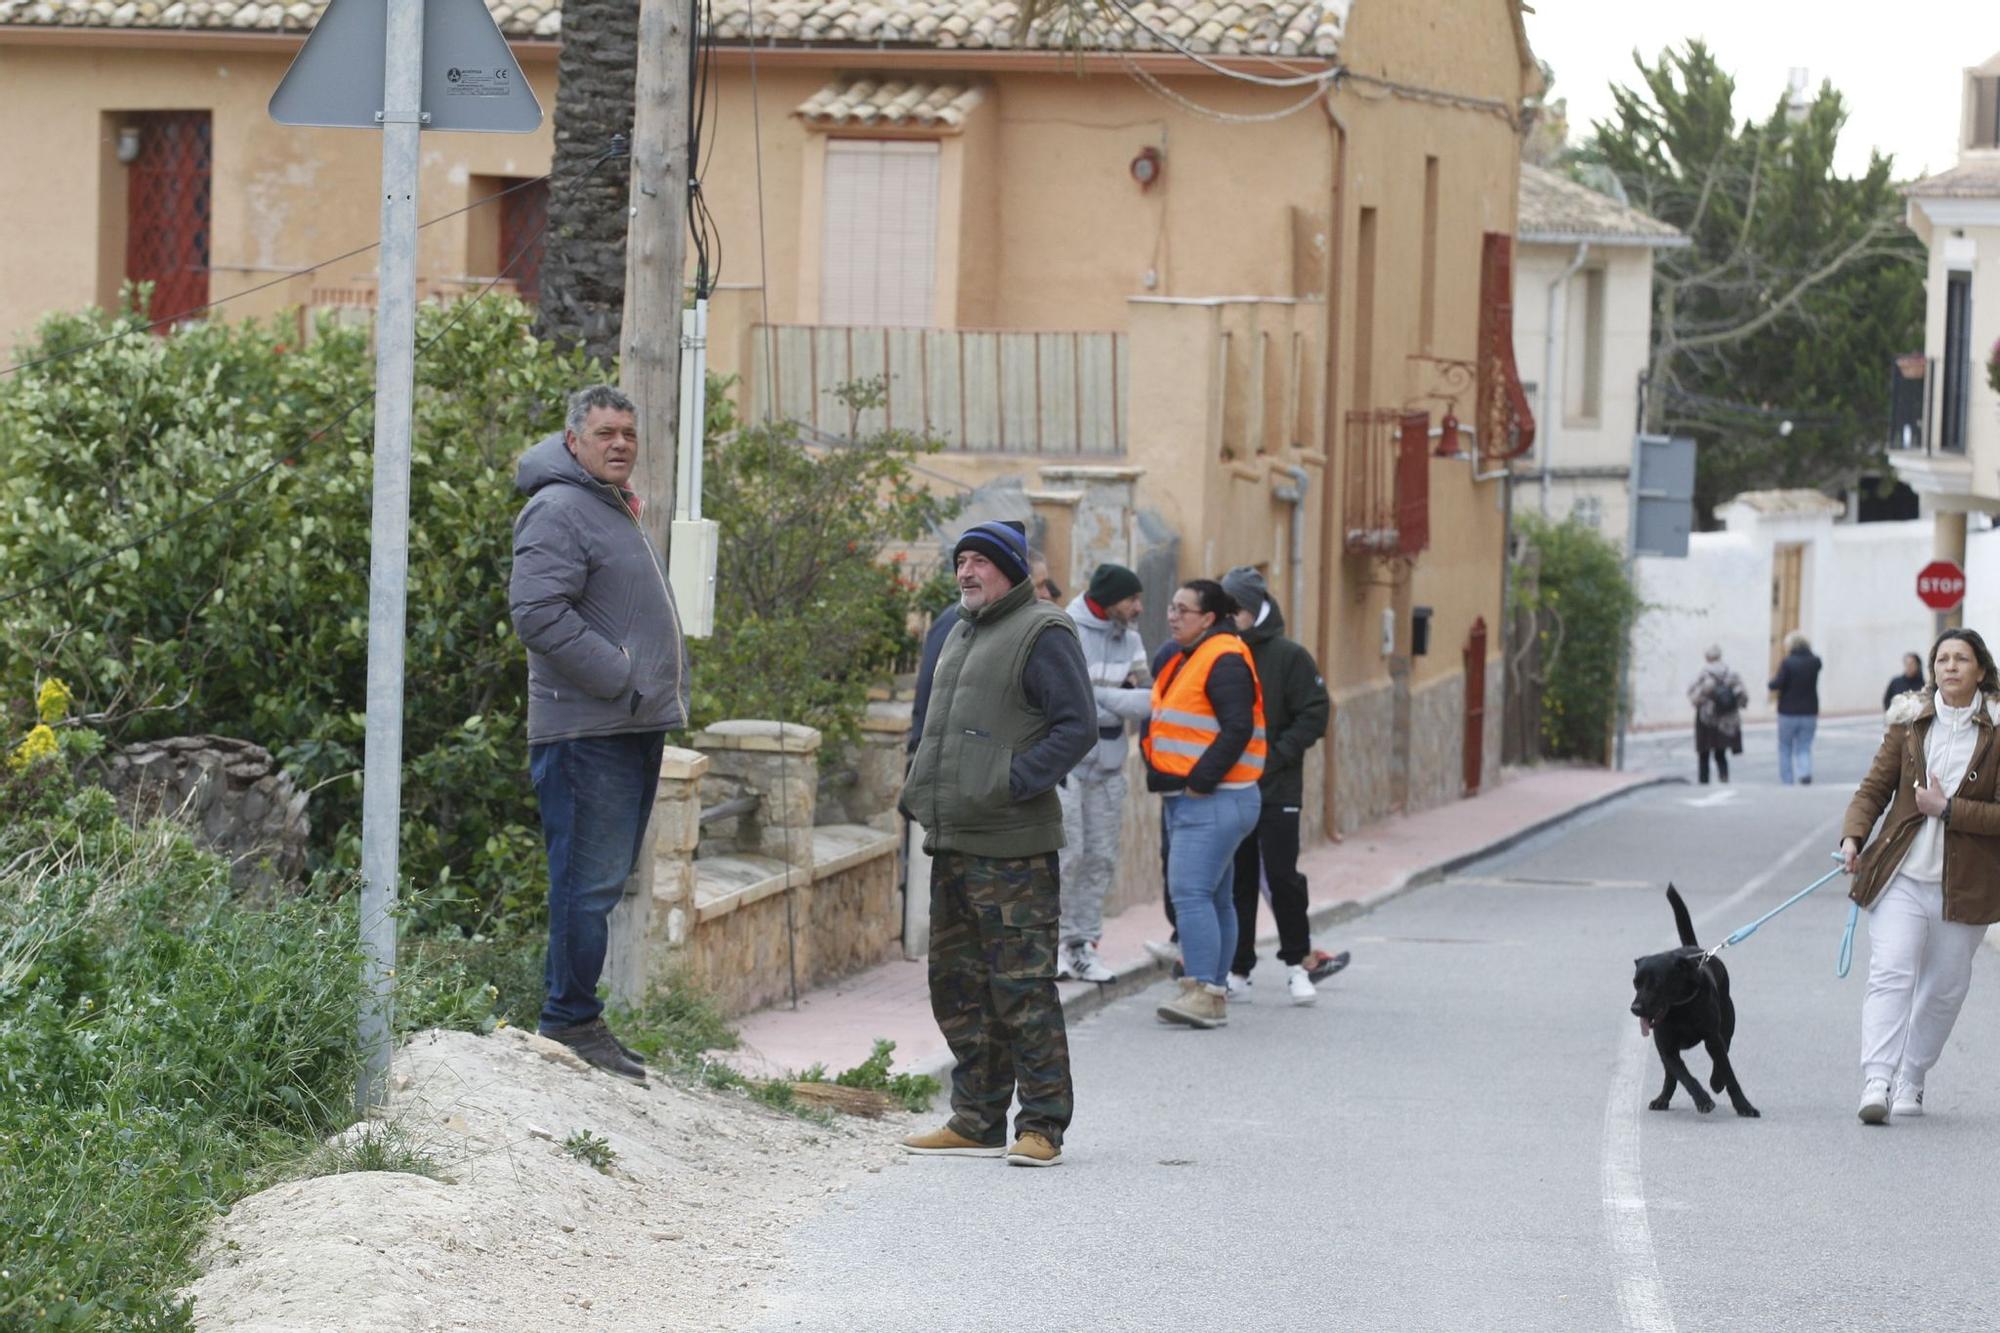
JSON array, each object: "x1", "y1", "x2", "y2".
[
  {"x1": 1510, "y1": 164, "x2": 1685, "y2": 545},
  {"x1": 1898, "y1": 51, "x2": 2000, "y2": 599},
  {"x1": 0, "y1": 0, "x2": 1545, "y2": 844}
]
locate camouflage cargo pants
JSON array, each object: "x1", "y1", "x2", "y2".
[{"x1": 927, "y1": 850, "x2": 1074, "y2": 1147}]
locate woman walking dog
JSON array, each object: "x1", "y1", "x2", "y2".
[{"x1": 1839, "y1": 628, "x2": 2000, "y2": 1123}]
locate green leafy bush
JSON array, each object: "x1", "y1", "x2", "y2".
[
  {"x1": 0, "y1": 296, "x2": 593, "y2": 935},
  {"x1": 0, "y1": 307, "x2": 955, "y2": 934},
  {"x1": 689, "y1": 379, "x2": 962, "y2": 758},
  {"x1": 1511, "y1": 514, "x2": 1643, "y2": 762}
]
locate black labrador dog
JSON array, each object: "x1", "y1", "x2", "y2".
[{"x1": 1629, "y1": 885, "x2": 1760, "y2": 1117}]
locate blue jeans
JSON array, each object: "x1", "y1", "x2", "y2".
[
  {"x1": 1776, "y1": 714, "x2": 1817, "y2": 784},
  {"x1": 531, "y1": 730, "x2": 667, "y2": 1029},
  {"x1": 1164, "y1": 787, "x2": 1262, "y2": 986}
]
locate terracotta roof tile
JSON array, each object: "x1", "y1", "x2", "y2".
[
  {"x1": 0, "y1": 0, "x2": 1346, "y2": 56},
  {"x1": 796, "y1": 76, "x2": 985, "y2": 128}
]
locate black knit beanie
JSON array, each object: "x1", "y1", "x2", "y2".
[{"x1": 952, "y1": 520, "x2": 1031, "y2": 587}]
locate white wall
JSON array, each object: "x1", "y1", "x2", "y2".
[
  {"x1": 1514, "y1": 242, "x2": 1657, "y2": 542},
  {"x1": 1632, "y1": 514, "x2": 2000, "y2": 730}
]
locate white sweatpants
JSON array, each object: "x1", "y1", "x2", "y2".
[
  {"x1": 1057, "y1": 770, "x2": 1125, "y2": 947},
  {"x1": 1860, "y1": 873, "x2": 1990, "y2": 1087}
]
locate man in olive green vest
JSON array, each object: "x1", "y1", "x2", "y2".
[{"x1": 899, "y1": 520, "x2": 1096, "y2": 1168}]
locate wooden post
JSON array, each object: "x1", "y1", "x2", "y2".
[{"x1": 605, "y1": 0, "x2": 695, "y2": 1008}]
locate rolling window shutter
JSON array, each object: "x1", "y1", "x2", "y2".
[{"x1": 821, "y1": 140, "x2": 940, "y2": 327}]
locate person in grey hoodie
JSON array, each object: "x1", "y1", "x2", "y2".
[
  {"x1": 510, "y1": 384, "x2": 688, "y2": 1085},
  {"x1": 1056, "y1": 563, "x2": 1151, "y2": 983}
]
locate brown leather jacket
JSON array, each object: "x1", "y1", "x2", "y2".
[{"x1": 1842, "y1": 691, "x2": 2000, "y2": 924}]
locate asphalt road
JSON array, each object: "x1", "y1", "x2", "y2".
[{"x1": 749, "y1": 715, "x2": 2000, "y2": 1332}]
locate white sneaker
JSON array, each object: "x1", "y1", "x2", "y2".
[
  {"x1": 1055, "y1": 944, "x2": 1078, "y2": 981},
  {"x1": 1225, "y1": 972, "x2": 1254, "y2": 1003},
  {"x1": 1071, "y1": 941, "x2": 1117, "y2": 984},
  {"x1": 1892, "y1": 1082, "x2": 1924, "y2": 1118},
  {"x1": 1286, "y1": 964, "x2": 1317, "y2": 1006},
  {"x1": 1858, "y1": 1078, "x2": 1890, "y2": 1125},
  {"x1": 1143, "y1": 939, "x2": 1182, "y2": 966}
]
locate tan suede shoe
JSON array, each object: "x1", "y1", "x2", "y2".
[
  {"x1": 899, "y1": 1124, "x2": 1005, "y2": 1156},
  {"x1": 1006, "y1": 1131, "x2": 1062, "y2": 1167},
  {"x1": 1156, "y1": 977, "x2": 1228, "y2": 1028}
]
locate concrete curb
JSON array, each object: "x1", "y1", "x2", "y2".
[{"x1": 906, "y1": 773, "x2": 1686, "y2": 1084}]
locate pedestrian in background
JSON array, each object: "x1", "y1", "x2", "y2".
[
  {"x1": 899, "y1": 520, "x2": 1095, "y2": 1167},
  {"x1": 1883, "y1": 651, "x2": 1925, "y2": 711},
  {"x1": 1687, "y1": 645, "x2": 1746, "y2": 786},
  {"x1": 510, "y1": 385, "x2": 688, "y2": 1085},
  {"x1": 1838, "y1": 629, "x2": 2000, "y2": 1124},
  {"x1": 1768, "y1": 631, "x2": 1822, "y2": 784},
  {"x1": 1218, "y1": 566, "x2": 1338, "y2": 1006},
  {"x1": 1057, "y1": 563, "x2": 1150, "y2": 984},
  {"x1": 1145, "y1": 579, "x2": 1265, "y2": 1030}
]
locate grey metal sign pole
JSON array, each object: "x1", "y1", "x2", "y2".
[{"x1": 356, "y1": 0, "x2": 424, "y2": 1114}]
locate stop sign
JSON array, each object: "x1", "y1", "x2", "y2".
[{"x1": 1917, "y1": 560, "x2": 1967, "y2": 611}]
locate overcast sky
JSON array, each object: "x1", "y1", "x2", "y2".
[{"x1": 1522, "y1": 1, "x2": 1996, "y2": 180}]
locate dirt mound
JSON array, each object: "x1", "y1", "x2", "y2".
[{"x1": 188, "y1": 1027, "x2": 916, "y2": 1330}]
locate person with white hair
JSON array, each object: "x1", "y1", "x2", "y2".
[
  {"x1": 1687, "y1": 645, "x2": 1746, "y2": 785},
  {"x1": 1768, "y1": 631, "x2": 1823, "y2": 784}
]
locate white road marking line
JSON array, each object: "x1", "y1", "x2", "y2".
[
  {"x1": 1680, "y1": 789, "x2": 1739, "y2": 808},
  {"x1": 1599, "y1": 813, "x2": 1844, "y2": 1332}
]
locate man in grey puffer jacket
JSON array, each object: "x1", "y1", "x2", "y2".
[
  {"x1": 510, "y1": 385, "x2": 688, "y2": 1084},
  {"x1": 1056, "y1": 563, "x2": 1151, "y2": 983}
]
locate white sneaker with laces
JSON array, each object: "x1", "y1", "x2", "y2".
[
  {"x1": 1225, "y1": 972, "x2": 1254, "y2": 1003},
  {"x1": 1892, "y1": 1082, "x2": 1924, "y2": 1118},
  {"x1": 1286, "y1": 964, "x2": 1317, "y2": 1006},
  {"x1": 1055, "y1": 944, "x2": 1078, "y2": 981},
  {"x1": 1143, "y1": 939, "x2": 1182, "y2": 966},
  {"x1": 1072, "y1": 941, "x2": 1117, "y2": 984},
  {"x1": 1858, "y1": 1077, "x2": 1891, "y2": 1125}
]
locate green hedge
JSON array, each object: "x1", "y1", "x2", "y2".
[
  {"x1": 1512, "y1": 514, "x2": 1643, "y2": 762},
  {"x1": 0, "y1": 301, "x2": 952, "y2": 934}
]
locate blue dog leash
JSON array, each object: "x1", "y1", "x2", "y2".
[{"x1": 1703, "y1": 853, "x2": 1856, "y2": 977}]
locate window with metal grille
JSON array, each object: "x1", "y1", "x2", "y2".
[
  {"x1": 498, "y1": 177, "x2": 548, "y2": 300},
  {"x1": 124, "y1": 111, "x2": 212, "y2": 327},
  {"x1": 467, "y1": 175, "x2": 548, "y2": 301},
  {"x1": 820, "y1": 140, "x2": 939, "y2": 327},
  {"x1": 1343, "y1": 408, "x2": 1429, "y2": 557}
]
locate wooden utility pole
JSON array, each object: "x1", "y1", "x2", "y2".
[{"x1": 605, "y1": 0, "x2": 695, "y2": 1006}]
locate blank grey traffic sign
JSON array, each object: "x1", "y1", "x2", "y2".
[
  {"x1": 269, "y1": 0, "x2": 542, "y2": 133},
  {"x1": 1630, "y1": 433, "x2": 1695, "y2": 559}
]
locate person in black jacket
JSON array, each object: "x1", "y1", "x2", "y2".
[
  {"x1": 1219, "y1": 567, "x2": 1345, "y2": 1005},
  {"x1": 1883, "y1": 651, "x2": 1925, "y2": 711},
  {"x1": 1768, "y1": 631, "x2": 1823, "y2": 785}
]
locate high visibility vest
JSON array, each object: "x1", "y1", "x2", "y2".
[{"x1": 1144, "y1": 632, "x2": 1267, "y2": 785}]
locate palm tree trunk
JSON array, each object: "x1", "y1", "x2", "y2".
[{"x1": 534, "y1": 0, "x2": 639, "y2": 367}]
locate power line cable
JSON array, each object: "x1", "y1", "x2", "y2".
[
  {"x1": 1121, "y1": 57, "x2": 1331, "y2": 123},
  {"x1": 2, "y1": 172, "x2": 567, "y2": 380},
  {"x1": 0, "y1": 143, "x2": 623, "y2": 613}
]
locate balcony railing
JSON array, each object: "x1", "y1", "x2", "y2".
[{"x1": 750, "y1": 323, "x2": 1127, "y2": 455}]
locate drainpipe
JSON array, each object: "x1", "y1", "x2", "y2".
[
  {"x1": 1317, "y1": 91, "x2": 1349, "y2": 841},
  {"x1": 1541, "y1": 242, "x2": 1590, "y2": 518},
  {"x1": 1274, "y1": 465, "x2": 1309, "y2": 617}
]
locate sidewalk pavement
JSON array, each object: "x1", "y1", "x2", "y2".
[{"x1": 725, "y1": 763, "x2": 1677, "y2": 1082}]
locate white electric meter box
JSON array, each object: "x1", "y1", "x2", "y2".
[{"x1": 669, "y1": 518, "x2": 719, "y2": 638}]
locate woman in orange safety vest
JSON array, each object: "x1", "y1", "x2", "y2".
[{"x1": 1143, "y1": 578, "x2": 1266, "y2": 1029}]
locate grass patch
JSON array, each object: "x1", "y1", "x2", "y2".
[
  {"x1": 0, "y1": 759, "x2": 496, "y2": 1328},
  {"x1": 308, "y1": 1122, "x2": 449, "y2": 1182},
  {"x1": 799, "y1": 1039, "x2": 940, "y2": 1113}
]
